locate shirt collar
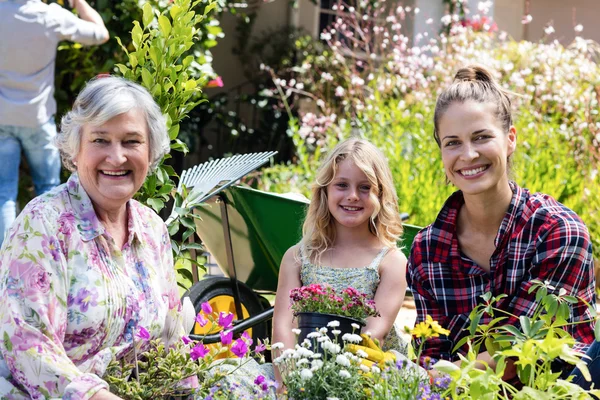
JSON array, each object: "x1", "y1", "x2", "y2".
[
  {"x1": 66, "y1": 173, "x2": 143, "y2": 244},
  {"x1": 433, "y1": 181, "x2": 525, "y2": 247}
]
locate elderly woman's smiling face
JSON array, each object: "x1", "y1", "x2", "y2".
[{"x1": 74, "y1": 109, "x2": 150, "y2": 213}]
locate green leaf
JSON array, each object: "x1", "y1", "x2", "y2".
[
  {"x1": 169, "y1": 4, "x2": 183, "y2": 19},
  {"x1": 142, "y1": 2, "x2": 154, "y2": 28},
  {"x1": 129, "y1": 53, "x2": 138, "y2": 69},
  {"x1": 181, "y1": 217, "x2": 195, "y2": 230},
  {"x1": 158, "y1": 15, "x2": 172, "y2": 37},
  {"x1": 182, "y1": 228, "x2": 194, "y2": 242},
  {"x1": 131, "y1": 21, "x2": 143, "y2": 49},
  {"x1": 595, "y1": 319, "x2": 600, "y2": 341},
  {"x1": 115, "y1": 64, "x2": 130, "y2": 75},
  {"x1": 176, "y1": 267, "x2": 194, "y2": 284},
  {"x1": 182, "y1": 55, "x2": 194, "y2": 69},
  {"x1": 141, "y1": 68, "x2": 153, "y2": 89},
  {"x1": 146, "y1": 197, "x2": 164, "y2": 213},
  {"x1": 203, "y1": 2, "x2": 217, "y2": 16},
  {"x1": 520, "y1": 315, "x2": 531, "y2": 336},
  {"x1": 4, "y1": 332, "x2": 12, "y2": 352},
  {"x1": 499, "y1": 324, "x2": 525, "y2": 338},
  {"x1": 182, "y1": 242, "x2": 204, "y2": 250},
  {"x1": 149, "y1": 46, "x2": 160, "y2": 66},
  {"x1": 168, "y1": 124, "x2": 180, "y2": 140},
  {"x1": 168, "y1": 221, "x2": 180, "y2": 236}
]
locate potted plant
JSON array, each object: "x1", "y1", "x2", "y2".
[{"x1": 289, "y1": 284, "x2": 380, "y2": 345}]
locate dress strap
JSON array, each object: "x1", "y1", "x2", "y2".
[
  {"x1": 298, "y1": 245, "x2": 309, "y2": 266},
  {"x1": 367, "y1": 247, "x2": 391, "y2": 271}
]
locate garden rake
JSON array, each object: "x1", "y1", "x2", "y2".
[{"x1": 166, "y1": 151, "x2": 277, "y2": 224}]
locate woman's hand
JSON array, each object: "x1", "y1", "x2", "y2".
[{"x1": 90, "y1": 389, "x2": 124, "y2": 400}]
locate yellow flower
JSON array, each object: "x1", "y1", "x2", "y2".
[
  {"x1": 426, "y1": 315, "x2": 450, "y2": 336},
  {"x1": 411, "y1": 315, "x2": 449, "y2": 339}
]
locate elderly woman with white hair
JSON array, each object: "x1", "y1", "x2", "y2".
[{"x1": 0, "y1": 76, "x2": 184, "y2": 399}]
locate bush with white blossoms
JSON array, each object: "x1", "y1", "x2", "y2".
[{"x1": 273, "y1": 322, "x2": 446, "y2": 400}]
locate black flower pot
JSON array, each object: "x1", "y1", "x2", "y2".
[{"x1": 296, "y1": 312, "x2": 365, "y2": 351}]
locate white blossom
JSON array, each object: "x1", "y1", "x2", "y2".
[
  {"x1": 300, "y1": 368, "x2": 313, "y2": 380},
  {"x1": 339, "y1": 369, "x2": 352, "y2": 378}
]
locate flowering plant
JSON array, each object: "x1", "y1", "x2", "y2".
[
  {"x1": 274, "y1": 321, "x2": 447, "y2": 400},
  {"x1": 103, "y1": 303, "x2": 271, "y2": 399},
  {"x1": 289, "y1": 284, "x2": 380, "y2": 321}
]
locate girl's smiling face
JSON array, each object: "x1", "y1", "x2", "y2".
[
  {"x1": 326, "y1": 158, "x2": 377, "y2": 230},
  {"x1": 438, "y1": 100, "x2": 516, "y2": 197}
]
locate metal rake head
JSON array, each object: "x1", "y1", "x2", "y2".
[{"x1": 165, "y1": 151, "x2": 278, "y2": 224}]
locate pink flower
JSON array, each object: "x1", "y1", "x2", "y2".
[
  {"x1": 220, "y1": 329, "x2": 233, "y2": 345},
  {"x1": 230, "y1": 338, "x2": 248, "y2": 358},
  {"x1": 254, "y1": 342, "x2": 266, "y2": 353},
  {"x1": 182, "y1": 335, "x2": 192, "y2": 344},
  {"x1": 201, "y1": 302, "x2": 213, "y2": 315},
  {"x1": 195, "y1": 313, "x2": 208, "y2": 327},
  {"x1": 136, "y1": 326, "x2": 150, "y2": 341},
  {"x1": 190, "y1": 343, "x2": 209, "y2": 360},
  {"x1": 206, "y1": 76, "x2": 224, "y2": 88},
  {"x1": 218, "y1": 312, "x2": 234, "y2": 329},
  {"x1": 242, "y1": 331, "x2": 253, "y2": 346}
]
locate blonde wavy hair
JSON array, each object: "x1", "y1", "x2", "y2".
[{"x1": 299, "y1": 138, "x2": 403, "y2": 264}]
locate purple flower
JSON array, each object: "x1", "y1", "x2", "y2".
[
  {"x1": 136, "y1": 326, "x2": 150, "y2": 341},
  {"x1": 242, "y1": 331, "x2": 253, "y2": 346},
  {"x1": 190, "y1": 343, "x2": 209, "y2": 360},
  {"x1": 254, "y1": 342, "x2": 266, "y2": 353},
  {"x1": 220, "y1": 329, "x2": 233, "y2": 345},
  {"x1": 254, "y1": 375, "x2": 266, "y2": 385},
  {"x1": 196, "y1": 313, "x2": 208, "y2": 327},
  {"x1": 230, "y1": 338, "x2": 248, "y2": 358},
  {"x1": 218, "y1": 312, "x2": 234, "y2": 329},
  {"x1": 69, "y1": 288, "x2": 98, "y2": 312},
  {"x1": 433, "y1": 374, "x2": 452, "y2": 390},
  {"x1": 201, "y1": 302, "x2": 213, "y2": 315},
  {"x1": 181, "y1": 335, "x2": 192, "y2": 344}
]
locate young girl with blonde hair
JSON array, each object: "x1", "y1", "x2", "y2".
[{"x1": 272, "y1": 137, "x2": 408, "y2": 388}]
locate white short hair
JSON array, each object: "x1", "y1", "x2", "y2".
[{"x1": 56, "y1": 76, "x2": 170, "y2": 173}]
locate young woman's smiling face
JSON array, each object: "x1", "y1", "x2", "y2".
[
  {"x1": 438, "y1": 100, "x2": 516, "y2": 197},
  {"x1": 326, "y1": 158, "x2": 376, "y2": 230}
]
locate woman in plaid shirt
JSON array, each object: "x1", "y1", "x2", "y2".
[{"x1": 406, "y1": 64, "x2": 597, "y2": 386}]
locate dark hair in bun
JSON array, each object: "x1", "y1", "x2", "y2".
[{"x1": 433, "y1": 64, "x2": 514, "y2": 146}]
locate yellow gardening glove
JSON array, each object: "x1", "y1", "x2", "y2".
[{"x1": 346, "y1": 334, "x2": 397, "y2": 368}]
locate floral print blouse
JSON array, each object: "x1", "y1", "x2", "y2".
[{"x1": 0, "y1": 173, "x2": 184, "y2": 399}]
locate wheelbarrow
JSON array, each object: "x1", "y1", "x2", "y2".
[{"x1": 179, "y1": 152, "x2": 421, "y2": 344}]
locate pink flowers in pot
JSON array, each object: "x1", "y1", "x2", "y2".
[{"x1": 289, "y1": 284, "x2": 380, "y2": 321}]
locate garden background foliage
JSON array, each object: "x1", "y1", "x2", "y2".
[
  {"x1": 42, "y1": 0, "x2": 599, "y2": 264},
  {"x1": 256, "y1": 4, "x2": 600, "y2": 261}
]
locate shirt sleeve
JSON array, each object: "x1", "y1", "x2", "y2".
[
  {"x1": 156, "y1": 219, "x2": 186, "y2": 348},
  {"x1": 0, "y1": 209, "x2": 109, "y2": 399},
  {"x1": 407, "y1": 233, "x2": 462, "y2": 361},
  {"x1": 502, "y1": 216, "x2": 596, "y2": 344},
  {"x1": 47, "y1": 3, "x2": 107, "y2": 46}
]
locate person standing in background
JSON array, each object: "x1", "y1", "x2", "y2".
[{"x1": 0, "y1": 0, "x2": 109, "y2": 246}]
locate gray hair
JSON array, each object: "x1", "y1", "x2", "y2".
[{"x1": 56, "y1": 76, "x2": 170, "y2": 173}]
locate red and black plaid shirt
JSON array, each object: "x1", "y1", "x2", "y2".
[{"x1": 407, "y1": 183, "x2": 596, "y2": 361}]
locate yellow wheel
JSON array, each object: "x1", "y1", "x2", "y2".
[
  {"x1": 193, "y1": 294, "x2": 252, "y2": 337},
  {"x1": 184, "y1": 276, "x2": 268, "y2": 344}
]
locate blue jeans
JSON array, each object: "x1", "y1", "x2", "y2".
[
  {"x1": 0, "y1": 118, "x2": 61, "y2": 246},
  {"x1": 570, "y1": 340, "x2": 600, "y2": 391}
]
